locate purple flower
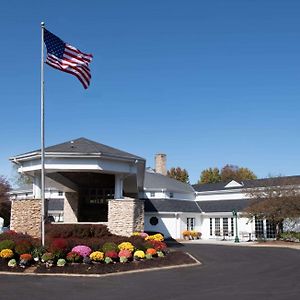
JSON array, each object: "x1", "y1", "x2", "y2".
[{"x1": 71, "y1": 245, "x2": 92, "y2": 257}]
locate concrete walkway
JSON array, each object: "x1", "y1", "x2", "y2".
[{"x1": 180, "y1": 239, "x2": 300, "y2": 250}]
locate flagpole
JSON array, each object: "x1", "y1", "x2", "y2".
[{"x1": 41, "y1": 21, "x2": 45, "y2": 247}]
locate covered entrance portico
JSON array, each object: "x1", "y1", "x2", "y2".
[{"x1": 10, "y1": 138, "x2": 146, "y2": 237}]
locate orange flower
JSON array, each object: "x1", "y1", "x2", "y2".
[{"x1": 146, "y1": 248, "x2": 157, "y2": 255}]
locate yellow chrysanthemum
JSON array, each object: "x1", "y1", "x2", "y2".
[
  {"x1": 89, "y1": 251, "x2": 104, "y2": 262},
  {"x1": 145, "y1": 233, "x2": 164, "y2": 242},
  {"x1": 118, "y1": 242, "x2": 134, "y2": 252},
  {"x1": 134, "y1": 250, "x2": 145, "y2": 259},
  {"x1": 0, "y1": 249, "x2": 14, "y2": 259}
]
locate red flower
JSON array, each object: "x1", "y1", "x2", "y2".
[
  {"x1": 20, "y1": 253, "x2": 32, "y2": 261},
  {"x1": 105, "y1": 250, "x2": 118, "y2": 259}
]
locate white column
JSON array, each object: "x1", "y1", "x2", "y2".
[
  {"x1": 33, "y1": 174, "x2": 41, "y2": 199},
  {"x1": 114, "y1": 174, "x2": 124, "y2": 199}
]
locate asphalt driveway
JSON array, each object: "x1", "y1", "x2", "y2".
[{"x1": 0, "y1": 244, "x2": 299, "y2": 300}]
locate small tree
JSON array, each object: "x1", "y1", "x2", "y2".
[
  {"x1": 199, "y1": 168, "x2": 221, "y2": 184},
  {"x1": 0, "y1": 176, "x2": 11, "y2": 226},
  {"x1": 243, "y1": 177, "x2": 300, "y2": 239},
  {"x1": 167, "y1": 167, "x2": 189, "y2": 183}
]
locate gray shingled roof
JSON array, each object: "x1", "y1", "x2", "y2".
[
  {"x1": 144, "y1": 171, "x2": 195, "y2": 193},
  {"x1": 144, "y1": 199, "x2": 201, "y2": 213},
  {"x1": 193, "y1": 175, "x2": 300, "y2": 192},
  {"x1": 197, "y1": 199, "x2": 254, "y2": 213},
  {"x1": 14, "y1": 137, "x2": 144, "y2": 160}
]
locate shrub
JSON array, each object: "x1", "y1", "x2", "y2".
[
  {"x1": 0, "y1": 240, "x2": 15, "y2": 251},
  {"x1": 91, "y1": 225, "x2": 112, "y2": 238},
  {"x1": 129, "y1": 236, "x2": 147, "y2": 251},
  {"x1": 0, "y1": 249, "x2": 14, "y2": 259},
  {"x1": 0, "y1": 232, "x2": 37, "y2": 247},
  {"x1": 105, "y1": 250, "x2": 118, "y2": 259},
  {"x1": 41, "y1": 252, "x2": 54, "y2": 262},
  {"x1": 118, "y1": 249, "x2": 132, "y2": 259},
  {"x1": 31, "y1": 246, "x2": 46, "y2": 260},
  {"x1": 118, "y1": 242, "x2": 134, "y2": 252},
  {"x1": 66, "y1": 251, "x2": 81, "y2": 263},
  {"x1": 102, "y1": 242, "x2": 118, "y2": 253},
  {"x1": 49, "y1": 238, "x2": 69, "y2": 257},
  {"x1": 90, "y1": 251, "x2": 104, "y2": 262},
  {"x1": 46, "y1": 224, "x2": 111, "y2": 239},
  {"x1": 71, "y1": 245, "x2": 92, "y2": 257},
  {"x1": 280, "y1": 231, "x2": 300, "y2": 242},
  {"x1": 15, "y1": 240, "x2": 32, "y2": 255}
]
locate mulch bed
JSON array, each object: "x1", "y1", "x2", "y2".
[{"x1": 0, "y1": 251, "x2": 196, "y2": 275}]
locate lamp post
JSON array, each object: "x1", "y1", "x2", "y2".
[{"x1": 232, "y1": 209, "x2": 240, "y2": 243}]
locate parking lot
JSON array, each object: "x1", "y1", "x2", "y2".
[{"x1": 0, "y1": 244, "x2": 299, "y2": 300}]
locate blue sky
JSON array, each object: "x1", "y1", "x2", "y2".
[{"x1": 1, "y1": 0, "x2": 300, "y2": 185}]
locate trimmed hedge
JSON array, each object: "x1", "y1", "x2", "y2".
[{"x1": 45, "y1": 224, "x2": 112, "y2": 239}]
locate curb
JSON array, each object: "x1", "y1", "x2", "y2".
[{"x1": 0, "y1": 252, "x2": 201, "y2": 278}]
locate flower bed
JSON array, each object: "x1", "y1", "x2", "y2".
[{"x1": 0, "y1": 228, "x2": 195, "y2": 274}]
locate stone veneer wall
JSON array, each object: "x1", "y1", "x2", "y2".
[
  {"x1": 64, "y1": 192, "x2": 79, "y2": 222},
  {"x1": 108, "y1": 198, "x2": 144, "y2": 236},
  {"x1": 10, "y1": 199, "x2": 41, "y2": 238}
]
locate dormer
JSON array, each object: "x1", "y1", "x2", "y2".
[{"x1": 224, "y1": 180, "x2": 243, "y2": 188}]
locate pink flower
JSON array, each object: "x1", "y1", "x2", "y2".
[
  {"x1": 118, "y1": 249, "x2": 132, "y2": 258},
  {"x1": 71, "y1": 245, "x2": 92, "y2": 257}
]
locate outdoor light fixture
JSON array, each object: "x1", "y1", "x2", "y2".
[{"x1": 232, "y1": 209, "x2": 240, "y2": 243}]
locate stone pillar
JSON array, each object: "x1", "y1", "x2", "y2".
[
  {"x1": 10, "y1": 199, "x2": 41, "y2": 238},
  {"x1": 64, "y1": 192, "x2": 79, "y2": 222},
  {"x1": 108, "y1": 198, "x2": 144, "y2": 237}
]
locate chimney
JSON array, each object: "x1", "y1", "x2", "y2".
[{"x1": 155, "y1": 153, "x2": 167, "y2": 176}]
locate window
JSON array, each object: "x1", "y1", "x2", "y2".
[
  {"x1": 187, "y1": 217, "x2": 195, "y2": 231},
  {"x1": 266, "y1": 220, "x2": 276, "y2": 239},
  {"x1": 150, "y1": 192, "x2": 155, "y2": 197},
  {"x1": 58, "y1": 191, "x2": 63, "y2": 196},
  {"x1": 231, "y1": 217, "x2": 234, "y2": 236},
  {"x1": 169, "y1": 192, "x2": 174, "y2": 198},
  {"x1": 215, "y1": 218, "x2": 220, "y2": 236},
  {"x1": 149, "y1": 216, "x2": 159, "y2": 226},
  {"x1": 255, "y1": 218, "x2": 264, "y2": 239},
  {"x1": 223, "y1": 218, "x2": 228, "y2": 236},
  {"x1": 210, "y1": 218, "x2": 213, "y2": 236}
]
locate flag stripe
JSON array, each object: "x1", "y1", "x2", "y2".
[
  {"x1": 44, "y1": 29, "x2": 92, "y2": 89},
  {"x1": 46, "y1": 61, "x2": 89, "y2": 89},
  {"x1": 46, "y1": 56, "x2": 90, "y2": 89}
]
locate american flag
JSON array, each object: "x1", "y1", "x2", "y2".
[{"x1": 44, "y1": 29, "x2": 93, "y2": 89}]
